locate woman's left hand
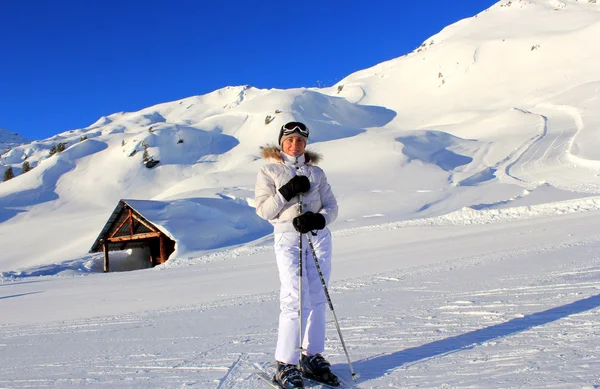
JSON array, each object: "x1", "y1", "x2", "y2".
[{"x1": 293, "y1": 212, "x2": 326, "y2": 233}]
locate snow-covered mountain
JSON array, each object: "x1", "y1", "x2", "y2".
[
  {"x1": 2, "y1": 2, "x2": 600, "y2": 388},
  {"x1": 0, "y1": 126, "x2": 28, "y2": 154},
  {"x1": 1, "y1": 0, "x2": 600, "y2": 274}
]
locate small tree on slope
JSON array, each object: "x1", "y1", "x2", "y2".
[{"x1": 3, "y1": 167, "x2": 15, "y2": 182}]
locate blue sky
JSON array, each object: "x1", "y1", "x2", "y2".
[{"x1": 0, "y1": 0, "x2": 497, "y2": 140}]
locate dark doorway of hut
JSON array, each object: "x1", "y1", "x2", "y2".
[{"x1": 98, "y1": 236, "x2": 176, "y2": 272}]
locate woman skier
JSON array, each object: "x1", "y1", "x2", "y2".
[{"x1": 255, "y1": 121, "x2": 339, "y2": 388}]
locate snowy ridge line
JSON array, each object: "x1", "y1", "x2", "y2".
[
  {"x1": 3, "y1": 196, "x2": 600, "y2": 278},
  {"x1": 159, "y1": 243, "x2": 274, "y2": 269},
  {"x1": 162, "y1": 195, "x2": 600, "y2": 269},
  {"x1": 329, "y1": 239, "x2": 600, "y2": 295},
  {"x1": 335, "y1": 195, "x2": 600, "y2": 236}
]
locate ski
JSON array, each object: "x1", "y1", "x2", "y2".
[
  {"x1": 254, "y1": 371, "x2": 280, "y2": 389},
  {"x1": 303, "y1": 375, "x2": 357, "y2": 389},
  {"x1": 253, "y1": 362, "x2": 357, "y2": 389},
  {"x1": 253, "y1": 363, "x2": 282, "y2": 388},
  {"x1": 304, "y1": 376, "x2": 343, "y2": 388}
]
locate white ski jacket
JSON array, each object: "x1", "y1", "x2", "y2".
[{"x1": 255, "y1": 146, "x2": 338, "y2": 234}]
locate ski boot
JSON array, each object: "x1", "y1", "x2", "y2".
[
  {"x1": 299, "y1": 353, "x2": 340, "y2": 387},
  {"x1": 273, "y1": 362, "x2": 304, "y2": 388}
]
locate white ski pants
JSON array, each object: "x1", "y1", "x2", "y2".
[{"x1": 274, "y1": 228, "x2": 332, "y2": 365}]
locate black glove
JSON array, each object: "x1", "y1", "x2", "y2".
[
  {"x1": 278, "y1": 175, "x2": 310, "y2": 201},
  {"x1": 293, "y1": 212, "x2": 326, "y2": 233}
]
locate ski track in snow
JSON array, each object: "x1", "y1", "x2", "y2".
[
  {"x1": 501, "y1": 108, "x2": 549, "y2": 187},
  {"x1": 500, "y1": 105, "x2": 600, "y2": 193}
]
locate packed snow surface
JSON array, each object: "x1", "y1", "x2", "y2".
[{"x1": 1, "y1": 211, "x2": 599, "y2": 388}]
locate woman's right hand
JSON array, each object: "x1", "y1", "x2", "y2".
[{"x1": 278, "y1": 175, "x2": 310, "y2": 201}]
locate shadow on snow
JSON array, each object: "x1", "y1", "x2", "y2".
[
  {"x1": 0, "y1": 280, "x2": 45, "y2": 287},
  {"x1": 348, "y1": 293, "x2": 600, "y2": 382},
  {"x1": 0, "y1": 291, "x2": 43, "y2": 300}
]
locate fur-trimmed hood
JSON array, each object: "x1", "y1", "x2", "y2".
[{"x1": 260, "y1": 144, "x2": 322, "y2": 165}]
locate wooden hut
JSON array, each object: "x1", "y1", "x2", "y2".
[{"x1": 89, "y1": 200, "x2": 176, "y2": 272}]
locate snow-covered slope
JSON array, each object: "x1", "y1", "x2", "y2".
[
  {"x1": 1, "y1": 0, "x2": 600, "y2": 274},
  {"x1": 1, "y1": 198, "x2": 599, "y2": 388}
]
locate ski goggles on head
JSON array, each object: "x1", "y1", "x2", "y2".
[{"x1": 281, "y1": 122, "x2": 309, "y2": 138}]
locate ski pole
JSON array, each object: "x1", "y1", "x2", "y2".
[
  {"x1": 306, "y1": 233, "x2": 359, "y2": 380},
  {"x1": 297, "y1": 192, "x2": 304, "y2": 354}
]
